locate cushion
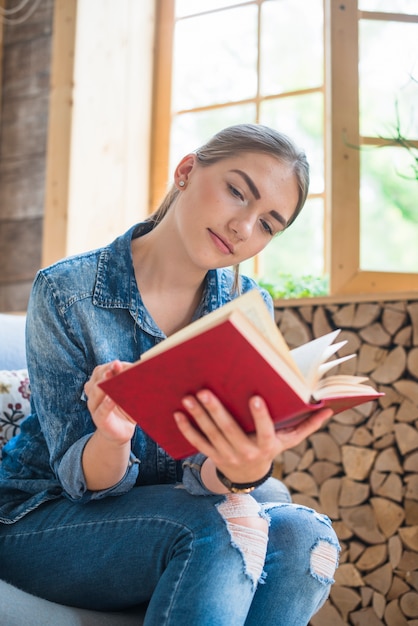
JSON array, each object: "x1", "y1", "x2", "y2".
[
  {"x1": 0, "y1": 314, "x2": 27, "y2": 370},
  {"x1": 0, "y1": 579, "x2": 145, "y2": 625},
  {"x1": 0, "y1": 369, "x2": 31, "y2": 459}
]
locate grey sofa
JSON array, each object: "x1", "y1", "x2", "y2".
[{"x1": 0, "y1": 313, "x2": 146, "y2": 625}]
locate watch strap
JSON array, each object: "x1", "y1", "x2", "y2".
[{"x1": 216, "y1": 463, "x2": 274, "y2": 494}]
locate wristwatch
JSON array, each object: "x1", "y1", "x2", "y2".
[{"x1": 215, "y1": 463, "x2": 274, "y2": 494}]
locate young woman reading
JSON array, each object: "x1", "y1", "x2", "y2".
[{"x1": 0, "y1": 124, "x2": 340, "y2": 626}]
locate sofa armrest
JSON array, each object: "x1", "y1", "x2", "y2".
[
  {"x1": 0, "y1": 314, "x2": 27, "y2": 370},
  {"x1": 0, "y1": 579, "x2": 145, "y2": 625}
]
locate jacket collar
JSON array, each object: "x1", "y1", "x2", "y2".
[
  {"x1": 92, "y1": 223, "x2": 145, "y2": 310},
  {"x1": 92, "y1": 221, "x2": 231, "y2": 322}
]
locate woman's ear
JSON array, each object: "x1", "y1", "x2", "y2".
[{"x1": 174, "y1": 154, "x2": 196, "y2": 189}]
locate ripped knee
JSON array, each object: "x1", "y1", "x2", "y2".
[
  {"x1": 263, "y1": 502, "x2": 340, "y2": 588},
  {"x1": 217, "y1": 493, "x2": 269, "y2": 588},
  {"x1": 310, "y1": 538, "x2": 339, "y2": 584}
]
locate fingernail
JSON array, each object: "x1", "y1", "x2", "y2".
[
  {"x1": 251, "y1": 396, "x2": 263, "y2": 409},
  {"x1": 182, "y1": 397, "x2": 195, "y2": 410},
  {"x1": 196, "y1": 390, "x2": 210, "y2": 403}
]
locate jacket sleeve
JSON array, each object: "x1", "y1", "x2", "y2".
[
  {"x1": 181, "y1": 454, "x2": 214, "y2": 496},
  {"x1": 26, "y1": 271, "x2": 140, "y2": 503}
]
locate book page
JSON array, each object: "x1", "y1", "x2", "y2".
[
  {"x1": 317, "y1": 353, "x2": 356, "y2": 377},
  {"x1": 234, "y1": 297, "x2": 291, "y2": 357},
  {"x1": 141, "y1": 289, "x2": 291, "y2": 363},
  {"x1": 290, "y1": 330, "x2": 349, "y2": 389},
  {"x1": 313, "y1": 374, "x2": 378, "y2": 400}
]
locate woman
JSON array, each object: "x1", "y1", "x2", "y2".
[{"x1": 0, "y1": 124, "x2": 339, "y2": 625}]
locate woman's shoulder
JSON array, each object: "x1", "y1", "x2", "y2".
[
  {"x1": 38, "y1": 225, "x2": 137, "y2": 284},
  {"x1": 34, "y1": 248, "x2": 104, "y2": 301},
  {"x1": 41, "y1": 244, "x2": 106, "y2": 278},
  {"x1": 33, "y1": 226, "x2": 136, "y2": 309}
]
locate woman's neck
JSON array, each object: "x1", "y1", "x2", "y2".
[{"x1": 131, "y1": 222, "x2": 207, "y2": 336}]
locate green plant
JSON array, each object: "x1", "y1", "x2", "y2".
[
  {"x1": 258, "y1": 274, "x2": 329, "y2": 299},
  {"x1": 346, "y1": 75, "x2": 418, "y2": 183},
  {"x1": 384, "y1": 98, "x2": 418, "y2": 182}
]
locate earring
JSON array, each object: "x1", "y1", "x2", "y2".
[{"x1": 179, "y1": 180, "x2": 185, "y2": 187}]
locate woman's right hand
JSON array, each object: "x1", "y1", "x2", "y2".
[
  {"x1": 174, "y1": 389, "x2": 333, "y2": 493},
  {"x1": 82, "y1": 361, "x2": 137, "y2": 491},
  {"x1": 84, "y1": 360, "x2": 136, "y2": 445}
]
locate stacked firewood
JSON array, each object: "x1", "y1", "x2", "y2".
[{"x1": 273, "y1": 299, "x2": 418, "y2": 626}]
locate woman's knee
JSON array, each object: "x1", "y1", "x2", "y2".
[{"x1": 265, "y1": 503, "x2": 340, "y2": 585}]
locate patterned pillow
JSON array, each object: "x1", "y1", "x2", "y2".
[{"x1": 0, "y1": 370, "x2": 31, "y2": 460}]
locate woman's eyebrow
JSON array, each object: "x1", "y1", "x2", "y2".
[
  {"x1": 230, "y1": 169, "x2": 261, "y2": 200},
  {"x1": 230, "y1": 169, "x2": 287, "y2": 227},
  {"x1": 270, "y1": 210, "x2": 287, "y2": 228}
]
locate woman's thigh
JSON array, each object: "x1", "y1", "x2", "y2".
[{"x1": 0, "y1": 485, "x2": 228, "y2": 610}]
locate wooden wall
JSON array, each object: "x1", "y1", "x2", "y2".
[
  {"x1": 0, "y1": 0, "x2": 53, "y2": 311},
  {"x1": 0, "y1": 0, "x2": 154, "y2": 298},
  {"x1": 274, "y1": 297, "x2": 418, "y2": 626}
]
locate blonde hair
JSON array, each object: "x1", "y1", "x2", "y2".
[{"x1": 147, "y1": 123, "x2": 310, "y2": 290}]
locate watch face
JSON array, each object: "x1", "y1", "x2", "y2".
[{"x1": 230, "y1": 485, "x2": 256, "y2": 494}]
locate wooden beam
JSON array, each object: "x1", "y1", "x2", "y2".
[
  {"x1": 42, "y1": 0, "x2": 77, "y2": 267},
  {"x1": 149, "y1": 0, "x2": 175, "y2": 213},
  {"x1": 332, "y1": 270, "x2": 418, "y2": 296},
  {"x1": 324, "y1": 0, "x2": 361, "y2": 295},
  {"x1": 359, "y1": 10, "x2": 418, "y2": 24},
  {"x1": 324, "y1": 0, "x2": 418, "y2": 297},
  {"x1": 0, "y1": 0, "x2": 4, "y2": 123}
]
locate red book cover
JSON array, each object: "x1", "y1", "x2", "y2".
[{"x1": 100, "y1": 317, "x2": 381, "y2": 459}]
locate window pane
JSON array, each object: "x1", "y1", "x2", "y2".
[
  {"x1": 172, "y1": 6, "x2": 258, "y2": 111},
  {"x1": 359, "y1": 0, "x2": 418, "y2": 12},
  {"x1": 360, "y1": 146, "x2": 418, "y2": 272},
  {"x1": 169, "y1": 105, "x2": 256, "y2": 175},
  {"x1": 257, "y1": 197, "x2": 325, "y2": 280},
  {"x1": 261, "y1": 0, "x2": 323, "y2": 95},
  {"x1": 260, "y1": 93, "x2": 324, "y2": 195},
  {"x1": 168, "y1": 0, "x2": 326, "y2": 291},
  {"x1": 359, "y1": 19, "x2": 418, "y2": 138},
  {"x1": 176, "y1": 0, "x2": 246, "y2": 18}
]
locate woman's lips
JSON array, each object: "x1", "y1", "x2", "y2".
[{"x1": 208, "y1": 229, "x2": 234, "y2": 255}]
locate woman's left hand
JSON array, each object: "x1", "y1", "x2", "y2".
[{"x1": 174, "y1": 390, "x2": 333, "y2": 487}]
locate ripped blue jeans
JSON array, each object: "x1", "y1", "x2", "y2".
[{"x1": 0, "y1": 479, "x2": 340, "y2": 626}]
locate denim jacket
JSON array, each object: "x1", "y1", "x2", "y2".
[{"x1": 0, "y1": 223, "x2": 273, "y2": 524}]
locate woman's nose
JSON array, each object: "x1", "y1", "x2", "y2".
[{"x1": 229, "y1": 214, "x2": 256, "y2": 242}]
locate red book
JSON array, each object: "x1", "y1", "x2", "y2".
[{"x1": 100, "y1": 291, "x2": 383, "y2": 459}]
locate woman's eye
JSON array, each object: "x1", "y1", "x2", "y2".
[
  {"x1": 228, "y1": 184, "x2": 244, "y2": 201},
  {"x1": 260, "y1": 219, "x2": 273, "y2": 236}
]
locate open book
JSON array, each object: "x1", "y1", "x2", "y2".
[{"x1": 100, "y1": 290, "x2": 383, "y2": 459}]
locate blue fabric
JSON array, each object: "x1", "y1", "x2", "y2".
[
  {"x1": 0, "y1": 222, "x2": 339, "y2": 623},
  {"x1": 0, "y1": 306, "x2": 145, "y2": 625},
  {"x1": 0, "y1": 222, "x2": 272, "y2": 524},
  {"x1": 0, "y1": 480, "x2": 338, "y2": 625}
]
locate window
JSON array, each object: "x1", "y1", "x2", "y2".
[
  {"x1": 358, "y1": 1, "x2": 418, "y2": 273},
  {"x1": 151, "y1": 0, "x2": 418, "y2": 297}
]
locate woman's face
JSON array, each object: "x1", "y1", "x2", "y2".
[{"x1": 171, "y1": 151, "x2": 300, "y2": 271}]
